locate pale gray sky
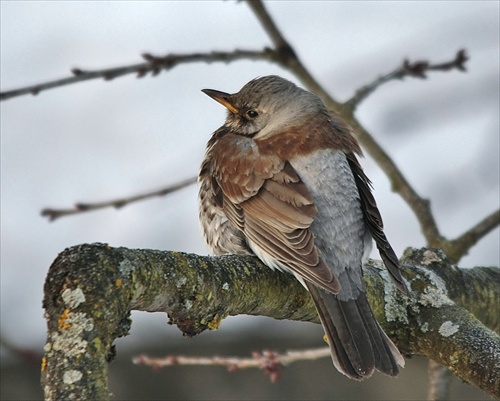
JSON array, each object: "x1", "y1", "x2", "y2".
[{"x1": 1, "y1": 1, "x2": 498, "y2": 355}]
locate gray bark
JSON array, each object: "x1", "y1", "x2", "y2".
[{"x1": 41, "y1": 244, "x2": 499, "y2": 400}]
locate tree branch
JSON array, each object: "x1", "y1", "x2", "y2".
[
  {"x1": 0, "y1": 49, "x2": 277, "y2": 101},
  {"x1": 443, "y1": 209, "x2": 500, "y2": 264},
  {"x1": 345, "y1": 49, "x2": 468, "y2": 111},
  {"x1": 41, "y1": 177, "x2": 197, "y2": 221},
  {"x1": 133, "y1": 348, "x2": 331, "y2": 383},
  {"x1": 246, "y1": 0, "x2": 342, "y2": 106},
  {"x1": 42, "y1": 244, "x2": 499, "y2": 400}
]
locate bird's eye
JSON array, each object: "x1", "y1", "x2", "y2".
[{"x1": 246, "y1": 110, "x2": 259, "y2": 119}]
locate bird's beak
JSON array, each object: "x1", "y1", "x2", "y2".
[{"x1": 202, "y1": 89, "x2": 239, "y2": 114}]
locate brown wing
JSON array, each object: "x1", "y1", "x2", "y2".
[
  {"x1": 345, "y1": 152, "x2": 409, "y2": 295},
  {"x1": 215, "y1": 155, "x2": 341, "y2": 294}
]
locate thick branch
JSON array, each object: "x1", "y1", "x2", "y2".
[
  {"x1": 42, "y1": 244, "x2": 499, "y2": 400},
  {"x1": 400, "y1": 249, "x2": 499, "y2": 401}
]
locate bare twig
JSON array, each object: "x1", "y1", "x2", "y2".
[
  {"x1": 41, "y1": 176, "x2": 197, "y2": 221},
  {"x1": 245, "y1": 0, "x2": 340, "y2": 106},
  {"x1": 340, "y1": 51, "x2": 470, "y2": 250},
  {"x1": 0, "y1": 49, "x2": 277, "y2": 101},
  {"x1": 444, "y1": 209, "x2": 500, "y2": 263},
  {"x1": 346, "y1": 49, "x2": 468, "y2": 111},
  {"x1": 133, "y1": 347, "x2": 330, "y2": 383}
]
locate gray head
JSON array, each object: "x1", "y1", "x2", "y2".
[{"x1": 202, "y1": 75, "x2": 328, "y2": 139}]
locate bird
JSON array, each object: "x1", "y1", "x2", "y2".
[{"x1": 198, "y1": 75, "x2": 408, "y2": 380}]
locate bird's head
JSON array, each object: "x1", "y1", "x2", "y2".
[{"x1": 202, "y1": 75, "x2": 327, "y2": 140}]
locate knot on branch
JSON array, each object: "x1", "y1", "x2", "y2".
[
  {"x1": 453, "y1": 49, "x2": 469, "y2": 71},
  {"x1": 403, "y1": 49, "x2": 469, "y2": 79},
  {"x1": 402, "y1": 59, "x2": 429, "y2": 78},
  {"x1": 275, "y1": 42, "x2": 299, "y2": 66},
  {"x1": 140, "y1": 53, "x2": 175, "y2": 77}
]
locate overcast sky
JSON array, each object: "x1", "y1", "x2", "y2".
[{"x1": 1, "y1": 1, "x2": 499, "y2": 357}]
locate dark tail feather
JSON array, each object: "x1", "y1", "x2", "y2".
[{"x1": 306, "y1": 282, "x2": 404, "y2": 380}]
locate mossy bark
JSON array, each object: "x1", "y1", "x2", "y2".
[{"x1": 41, "y1": 244, "x2": 499, "y2": 400}]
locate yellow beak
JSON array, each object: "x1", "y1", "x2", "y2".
[{"x1": 202, "y1": 89, "x2": 239, "y2": 114}]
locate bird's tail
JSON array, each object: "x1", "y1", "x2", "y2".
[{"x1": 306, "y1": 282, "x2": 404, "y2": 380}]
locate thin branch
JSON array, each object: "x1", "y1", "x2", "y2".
[
  {"x1": 245, "y1": 0, "x2": 341, "y2": 107},
  {"x1": 0, "y1": 49, "x2": 277, "y2": 101},
  {"x1": 133, "y1": 347, "x2": 330, "y2": 383},
  {"x1": 346, "y1": 49, "x2": 468, "y2": 111},
  {"x1": 244, "y1": 0, "x2": 289, "y2": 52},
  {"x1": 443, "y1": 209, "x2": 500, "y2": 263},
  {"x1": 41, "y1": 176, "x2": 197, "y2": 221}
]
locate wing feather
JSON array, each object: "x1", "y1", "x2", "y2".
[
  {"x1": 345, "y1": 152, "x2": 409, "y2": 295},
  {"x1": 216, "y1": 155, "x2": 340, "y2": 293}
]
